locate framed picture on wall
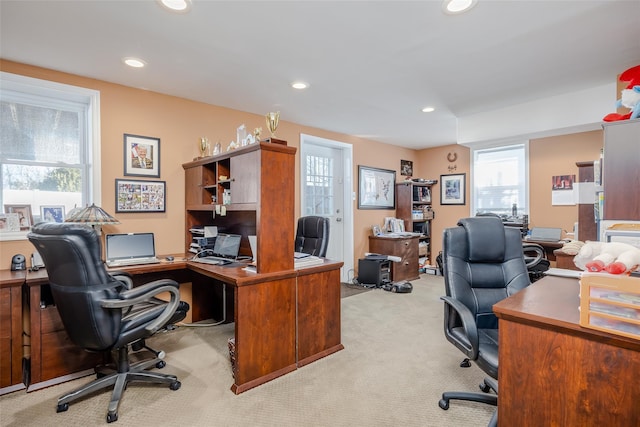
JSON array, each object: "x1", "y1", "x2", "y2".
[
  {"x1": 124, "y1": 133, "x2": 161, "y2": 178},
  {"x1": 440, "y1": 173, "x2": 466, "y2": 205},
  {"x1": 358, "y1": 165, "x2": 396, "y2": 209},
  {"x1": 400, "y1": 160, "x2": 413, "y2": 176},
  {"x1": 115, "y1": 179, "x2": 166, "y2": 212}
]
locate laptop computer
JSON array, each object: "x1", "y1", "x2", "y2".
[
  {"x1": 529, "y1": 227, "x2": 562, "y2": 242},
  {"x1": 193, "y1": 233, "x2": 242, "y2": 265},
  {"x1": 105, "y1": 233, "x2": 161, "y2": 267}
]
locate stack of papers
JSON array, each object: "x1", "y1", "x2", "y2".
[{"x1": 294, "y1": 255, "x2": 324, "y2": 269}]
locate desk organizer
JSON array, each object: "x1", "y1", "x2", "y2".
[{"x1": 579, "y1": 273, "x2": 640, "y2": 340}]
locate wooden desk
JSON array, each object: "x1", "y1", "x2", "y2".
[
  {"x1": 522, "y1": 238, "x2": 563, "y2": 261},
  {"x1": 7, "y1": 256, "x2": 343, "y2": 395},
  {"x1": 0, "y1": 270, "x2": 25, "y2": 395},
  {"x1": 493, "y1": 276, "x2": 640, "y2": 426},
  {"x1": 186, "y1": 258, "x2": 344, "y2": 393}
]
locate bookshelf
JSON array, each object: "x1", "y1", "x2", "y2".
[{"x1": 395, "y1": 181, "x2": 435, "y2": 264}]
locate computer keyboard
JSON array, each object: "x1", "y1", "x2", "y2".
[
  {"x1": 191, "y1": 256, "x2": 232, "y2": 265},
  {"x1": 105, "y1": 258, "x2": 160, "y2": 268}
]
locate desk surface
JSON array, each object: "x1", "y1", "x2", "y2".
[
  {"x1": 493, "y1": 275, "x2": 640, "y2": 350},
  {"x1": 0, "y1": 269, "x2": 25, "y2": 288},
  {"x1": 105, "y1": 254, "x2": 342, "y2": 286},
  {"x1": 12, "y1": 254, "x2": 343, "y2": 288}
]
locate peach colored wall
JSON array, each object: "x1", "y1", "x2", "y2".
[
  {"x1": 416, "y1": 131, "x2": 604, "y2": 262},
  {"x1": 528, "y1": 131, "x2": 603, "y2": 231},
  {"x1": 415, "y1": 145, "x2": 471, "y2": 262},
  {"x1": 0, "y1": 60, "x2": 418, "y2": 272}
]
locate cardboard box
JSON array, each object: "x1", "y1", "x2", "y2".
[{"x1": 579, "y1": 273, "x2": 640, "y2": 341}]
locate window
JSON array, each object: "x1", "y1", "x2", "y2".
[
  {"x1": 303, "y1": 151, "x2": 334, "y2": 216},
  {"x1": 471, "y1": 142, "x2": 529, "y2": 217},
  {"x1": 0, "y1": 72, "x2": 100, "y2": 240}
]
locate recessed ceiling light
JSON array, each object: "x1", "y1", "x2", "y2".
[
  {"x1": 123, "y1": 57, "x2": 146, "y2": 68},
  {"x1": 291, "y1": 81, "x2": 309, "y2": 90},
  {"x1": 422, "y1": 107, "x2": 435, "y2": 113},
  {"x1": 158, "y1": 0, "x2": 192, "y2": 13},
  {"x1": 442, "y1": 0, "x2": 477, "y2": 14}
]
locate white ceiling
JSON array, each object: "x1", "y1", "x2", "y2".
[{"x1": 1, "y1": 0, "x2": 639, "y2": 149}]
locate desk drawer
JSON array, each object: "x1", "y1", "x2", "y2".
[
  {"x1": 0, "y1": 294, "x2": 10, "y2": 339},
  {"x1": 38, "y1": 330, "x2": 102, "y2": 382},
  {"x1": 40, "y1": 306, "x2": 65, "y2": 334}
]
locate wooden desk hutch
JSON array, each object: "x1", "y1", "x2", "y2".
[{"x1": 183, "y1": 141, "x2": 344, "y2": 393}]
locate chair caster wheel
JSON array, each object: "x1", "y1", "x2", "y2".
[
  {"x1": 460, "y1": 358, "x2": 471, "y2": 368},
  {"x1": 479, "y1": 382, "x2": 491, "y2": 393},
  {"x1": 156, "y1": 360, "x2": 166, "y2": 369},
  {"x1": 107, "y1": 412, "x2": 118, "y2": 423},
  {"x1": 438, "y1": 399, "x2": 449, "y2": 410},
  {"x1": 170, "y1": 380, "x2": 181, "y2": 391},
  {"x1": 56, "y1": 403, "x2": 69, "y2": 413}
]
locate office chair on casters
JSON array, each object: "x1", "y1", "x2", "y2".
[
  {"x1": 439, "y1": 217, "x2": 531, "y2": 427},
  {"x1": 294, "y1": 216, "x2": 330, "y2": 257},
  {"x1": 27, "y1": 222, "x2": 189, "y2": 423}
]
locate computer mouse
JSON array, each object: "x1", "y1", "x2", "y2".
[{"x1": 165, "y1": 256, "x2": 174, "y2": 262}]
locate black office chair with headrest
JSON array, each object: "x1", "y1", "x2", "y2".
[
  {"x1": 439, "y1": 217, "x2": 531, "y2": 427},
  {"x1": 294, "y1": 216, "x2": 330, "y2": 257},
  {"x1": 28, "y1": 222, "x2": 189, "y2": 423}
]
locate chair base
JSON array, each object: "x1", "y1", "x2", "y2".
[
  {"x1": 56, "y1": 345, "x2": 181, "y2": 423},
  {"x1": 439, "y1": 377, "x2": 498, "y2": 427}
]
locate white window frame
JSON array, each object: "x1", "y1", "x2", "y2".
[
  {"x1": 0, "y1": 72, "x2": 101, "y2": 241},
  {"x1": 470, "y1": 141, "x2": 529, "y2": 217}
]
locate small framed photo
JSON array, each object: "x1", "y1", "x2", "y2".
[
  {"x1": 124, "y1": 133, "x2": 161, "y2": 178},
  {"x1": 0, "y1": 213, "x2": 20, "y2": 232},
  {"x1": 40, "y1": 205, "x2": 66, "y2": 223},
  {"x1": 358, "y1": 165, "x2": 396, "y2": 210},
  {"x1": 401, "y1": 160, "x2": 413, "y2": 176},
  {"x1": 116, "y1": 179, "x2": 166, "y2": 213},
  {"x1": 4, "y1": 204, "x2": 34, "y2": 230},
  {"x1": 440, "y1": 173, "x2": 466, "y2": 205}
]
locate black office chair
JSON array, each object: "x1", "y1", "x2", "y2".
[
  {"x1": 475, "y1": 212, "x2": 549, "y2": 281},
  {"x1": 438, "y1": 217, "x2": 531, "y2": 427},
  {"x1": 294, "y1": 216, "x2": 330, "y2": 257},
  {"x1": 522, "y1": 242, "x2": 549, "y2": 282},
  {"x1": 27, "y1": 222, "x2": 189, "y2": 423}
]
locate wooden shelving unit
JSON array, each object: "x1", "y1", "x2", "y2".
[
  {"x1": 182, "y1": 141, "x2": 297, "y2": 273},
  {"x1": 395, "y1": 181, "x2": 435, "y2": 264}
]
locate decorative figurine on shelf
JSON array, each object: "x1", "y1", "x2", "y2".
[
  {"x1": 266, "y1": 111, "x2": 280, "y2": 137},
  {"x1": 237, "y1": 124, "x2": 247, "y2": 147},
  {"x1": 253, "y1": 127, "x2": 262, "y2": 143},
  {"x1": 199, "y1": 137, "x2": 209, "y2": 158},
  {"x1": 213, "y1": 140, "x2": 222, "y2": 155},
  {"x1": 603, "y1": 64, "x2": 640, "y2": 122},
  {"x1": 227, "y1": 140, "x2": 238, "y2": 151}
]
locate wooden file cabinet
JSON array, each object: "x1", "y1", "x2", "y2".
[
  {"x1": 26, "y1": 272, "x2": 104, "y2": 391},
  {"x1": 0, "y1": 271, "x2": 25, "y2": 395},
  {"x1": 368, "y1": 235, "x2": 420, "y2": 282}
]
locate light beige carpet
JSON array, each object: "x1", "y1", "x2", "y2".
[{"x1": 0, "y1": 275, "x2": 494, "y2": 426}]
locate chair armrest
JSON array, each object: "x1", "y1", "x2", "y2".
[
  {"x1": 110, "y1": 270, "x2": 134, "y2": 290},
  {"x1": 441, "y1": 295, "x2": 479, "y2": 359},
  {"x1": 101, "y1": 278, "x2": 180, "y2": 334}
]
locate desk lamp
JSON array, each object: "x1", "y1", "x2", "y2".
[{"x1": 64, "y1": 203, "x2": 120, "y2": 234}]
